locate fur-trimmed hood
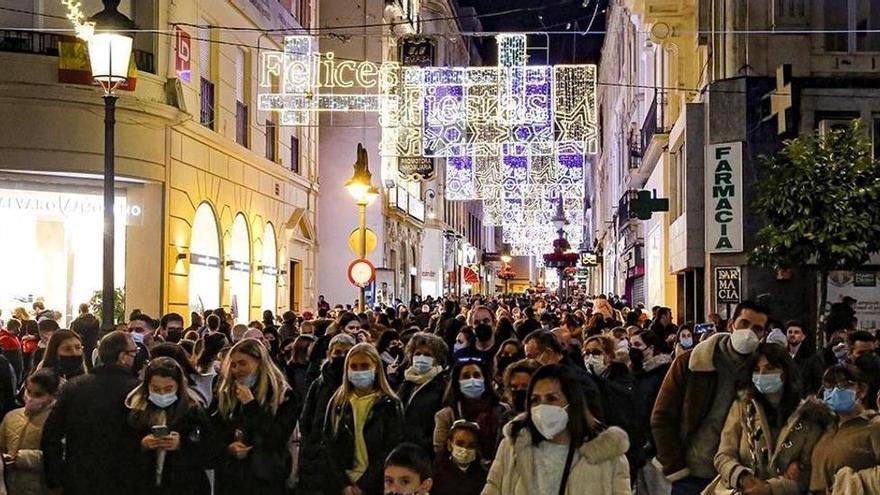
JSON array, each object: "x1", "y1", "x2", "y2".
[
  {"x1": 688, "y1": 332, "x2": 729, "y2": 372},
  {"x1": 502, "y1": 416, "x2": 630, "y2": 464}
]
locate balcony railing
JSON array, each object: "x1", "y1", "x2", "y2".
[
  {"x1": 200, "y1": 78, "x2": 215, "y2": 129},
  {"x1": 641, "y1": 91, "x2": 667, "y2": 153},
  {"x1": 0, "y1": 30, "x2": 154, "y2": 73},
  {"x1": 235, "y1": 101, "x2": 249, "y2": 147}
]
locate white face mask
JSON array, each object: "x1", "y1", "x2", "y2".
[
  {"x1": 450, "y1": 444, "x2": 476, "y2": 466},
  {"x1": 730, "y1": 329, "x2": 760, "y2": 355},
  {"x1": 584, "y1": 355, "x2": 606, "y2": 375},
  {"x1": 531, "y1": 404, "x2": 569, "y2": 439}
]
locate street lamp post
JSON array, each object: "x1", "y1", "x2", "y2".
[
  {"x1": 345, "y1": 144, "x2": 379, "y2": 313},
  {"x1": 88, "y1": 0, "x2": 135, "y2": 332},
  {"x1": 551, "y1": 199, "x2": 569, "y2": 298},
  {"x1": 500, "y1": 249, "x2": 512, "y2": 295}
]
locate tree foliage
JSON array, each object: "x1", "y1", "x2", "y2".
[{"x1": 750, "y1": 120, "x2": 880, "y2": 272}]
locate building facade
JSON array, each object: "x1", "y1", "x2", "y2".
[
  {"x1": 0, "y1": 0, "x2": 319, "y2": 326},
  {"x1": 594, "y1": 0, "x2": 880, "y2": 327}
]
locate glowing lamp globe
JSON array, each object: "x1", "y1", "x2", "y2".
[{"x1": 88, "y1": 0, "x2": 136, "y2": 92}]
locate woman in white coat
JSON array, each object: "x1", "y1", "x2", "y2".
[{"x1": 482, "y1": 363, "x2": 631, "y2": 495}]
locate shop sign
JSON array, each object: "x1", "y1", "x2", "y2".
[
  {"x1": 175, "y1": 26, "x2": 192, "y2": 83},
  {"x1": 580, "y1": 251, "x2": 598, "y2": 266},
  {"x1": 715, "y1": 266, "x2": 741, "y2": 304},
  {"x1": 400, "y1": 36, "x2": 436, "y2": 67},
  {"x1": 421, "y1": 271, "x2": 437, "y2": 279},
  {"x1": 705, "y1": 142, "x2": 743, "y2": 253},
  {"x1": 824, "y1": 270, "x2": 880, "y2": 331},
  {"x1": 398, "y1": 157, "x2": 435, "y2": 181},
  {"x1": 0, "y1": 189, "x2": 143, "y2": 225},
  {"x1": 191, "y1": 254, "x2": 221, "y2": 267},
  {"x1": 261, "y1": 265, "x2": 278, "y2": 276},
  {"x1": 228, "y1": 260, "x2": 251, "y2": 272}
]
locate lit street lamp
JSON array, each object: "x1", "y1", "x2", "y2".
[
  {"x1": 88, "y1": 0, "x2": 135, "y2": 332},
  {"x1": 500, "y1": 247, "x2": 512, "y2": 294},
  {"x1": 346, "y1": 143, "x2": 379, "y2": 312}
]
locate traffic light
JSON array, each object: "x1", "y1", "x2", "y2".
[{"x1": 627, "y1": 189, "x2": 669, "y2": 220}]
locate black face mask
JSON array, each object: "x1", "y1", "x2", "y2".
[
  {"x1": 54, "y1": 355, "x2": 83, "y2": 378},
  {"x1": 511, "y1": 389, "x2": 528, "y2": 412},
  {"x1": 629, "y1": 347, "x2": 645, "y2": 371},
  {"x1": 329, "y1": 356, "x2": 346, "y2": 377},
  {"x1": 475, "y1": 324, "x2": 493, "y2": 343}
]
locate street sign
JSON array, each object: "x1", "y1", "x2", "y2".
[
  {"x1": 348, "y1": 258, "x2": 376, "y2": 288},
  {"x1": 715, "y1": 266, "x2": 741, "y2": 304},
  {"x1": 348, "y1": 228, "x2": 377, "y2": 256}
]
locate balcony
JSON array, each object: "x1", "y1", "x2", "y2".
[
  {"x1": 0, "y1": 30, "x2": 155, "y2": 73},
  {"x1": 641, "y1": 91, "x2": 668, "y2": 153},
  {"x1": 388, "y1": 186, "x2": 425, "y2": 222}
]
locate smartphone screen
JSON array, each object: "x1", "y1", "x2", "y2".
[{"x1": 151, "y1": 425, "x2": 170, "y2": 437}]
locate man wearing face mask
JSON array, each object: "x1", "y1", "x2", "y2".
[
  {"x1": 469, "y1": 306, "x2": 499, "y2": 370},
  {"x1": 127, "y1": 313, "x2": 154, "y2": 376},
  {"x1": 652, "y1": 300, "x2": 770, "y2": 495}
]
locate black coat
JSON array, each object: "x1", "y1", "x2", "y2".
[
  {"x1": 437, "y1": 316, "x2": 464, "y2": 354},
  {"x1": 284, "y1": 361, "x2": 310, "y2": 423},
  {"x1": 127, "y1": 400, "x2": 213, "y2": 495},
  {"x1": 305, "y1": 393, "x2": 404, "y2": 495},
  {"x1": 298, "y1": 360, "x2": 343, "y2": 440},
  {"x1": 431, "y1": 455, "x2": 487, "y2": 495},
  {"x1": 210, "y1": 388, "x2": 298, "y2": 495},
  {"x1": 70, "y1": 313, "x2": 100, "y2": 370},
  {"x1": 397, "y1": 371, "x2": 448, "y2": 454},
  {"x1": 41, "y1": 365, "x2": 140, "y2": 495},
  {"x1": 633, "y1": 357, "x2": 672, "y2": 463},
  {"x1": 0, "y1": 354, "x2": 16, "y2": 418},
  {"x1": 792, "y1": 345, "x2": 824, "y2": 397},
  {"x1": 561, "y1": 356, "x2": 605, "y2": 421}
]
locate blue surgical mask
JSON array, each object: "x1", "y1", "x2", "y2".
[
  {"x1": 131, "y1": 332, "x2": 145, "y2": 344},
  {"x1": 411, "y1": 355, "x2": 434, "y2": 374},
  {"x1": 679, "y1": 337, "x2": 694, "y2": 349},
  {"x1": 459, "y1": 378, "x2": 485, "y2": 399},
  {"x1": 238, "y1": 373, "x2": 258, "y2": 389},
  {"x1": 453, "y1": 342, "x2": 467, "y2": 353},
  {"x1": 349, "y1": 369, "x2": 376, "y2": 389},
  {"x1": 752, "y1": 372, "x2": 784, "y2": 395},
  {"x1": 149, "y1": 392, "x2": 178, "y2": 409},
  {"x1": 824, "y1": 387, "x2": 858, "y2": 413}
]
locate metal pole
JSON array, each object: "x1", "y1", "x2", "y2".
[
  {"x1": 102, "y1": 94, "x2": 117, "y2": 333},
  {"x1": 358, "y1": 202, "x2": 367, "y2": 313}
]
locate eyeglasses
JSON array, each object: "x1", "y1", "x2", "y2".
[{"x1": 823, "y1": 380, "x2": 857, "y2": 390}]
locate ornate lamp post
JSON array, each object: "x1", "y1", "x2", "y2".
[
  {"x1": 543, "y1": 199, "x2": 578, "y2": 298},
  {"x1": 345, "y1": 144, "x2": 379, "y2": 312},
  {"x1": 498, "y1": 247, "x2": 514, "y2": 294},
  {"x1": 88, "y1": 0, "x2": 135, "y2": 332}
]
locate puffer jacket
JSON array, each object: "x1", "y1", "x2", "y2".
[
  {"x1": 0, "y1": 406, "x2": 52, "y2": 495},
  {"x1": 482, "y1": 420, "x2": 632, "y2": 495},
  {"x1": 711, "y1": 393, "x2": 833, "y2": 495}
]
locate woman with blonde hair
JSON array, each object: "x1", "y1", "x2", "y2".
[
  {"x1": 318, "y1": 342, "x2": 403, "y2": 495},
  {"x1": 210, "y1": 339, "x2": 297, "y2": 495},
  {"x1": 125, "y1": 357, "x2": 212, "y2": 494}
]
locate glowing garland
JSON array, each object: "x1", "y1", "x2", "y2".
[{"x1": 61, "y1": 0, "x2": 94, "y2": 40}]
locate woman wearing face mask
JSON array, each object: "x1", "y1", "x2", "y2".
[
  {"x1": 452, "y1": 328, "x2": 479, "y2": 365},
  {"x1": 296, "y1": 333, "x2": 356, "y2": 493},
  {"x1": 673, "y1": 325, "x2": 695, "y2": 356},
  {"x1": 431, "y1": 420, "x2": 487, "y2": 495},
  {"x1": 336, "y1": 312, "x2": 370, "y2": 344},
  {"x1": 0, "y1": 369, "x2": 59, "y2": 495},
  {"x1": 34, "y1": 330, "x2": 85, "y2": 382},
  {"x1": 397, "y1": 333, "x2": 449, "y2": 455},
  {"x1": 707, "y1": 344, "x2": 831, "y2": 495},
  {"x1": 484, "y1": 363, "x2": 630, "y2": 494},
  {"x1": 211, "y1": 339, "x2": 297, "y2": 495},
  {"x1": 433, "y1": 362, "x2": 509, "y2": 463},
  {"x1": 125, "y1": 357, "x2": 212, "y2": 495},
  {"x1": 377, "y1": 330, "x2": 406, "y2": 390},
  {"x1": 582, "y1": 335, "x2": 630, "y2": 382},
  {"x1": 319, "y1": 343, "x2": 404, "y2": 495},
  {"x1": 191, "y1": 332, "x2": 228, "y2": 406},
  {"x1": 501, "y1": 359, "x2": 541, "y2": 419},
  {"x1": 809, "y1": 364, "x2": 880, "y2": 494},
  {"x1": 493, "y1": 340, "x2": 524, "y2": 392}
]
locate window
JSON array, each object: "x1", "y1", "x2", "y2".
[
  {"x1": 290, "y1": 135, "x2": 300, "y2": 173},
  {"x1": 670, "y1": 147, "x2": 686, "y2": 220},
  {"x1": 266, "y1": 120, "x2": 277, "y2": 162},
  {"x1": 774, "y1": 0, "x2": 806, "y2": 25},
  {"x1": 199, "y1": 20, "x2": 215, "y2": 129},
  {"x1": 816, "y1": 112, "x2": 860, "y2": 135},
  {"x1": 299, "y1": 0, "x2": 312, "y2": 29},
  {"x1": 235, "y1": 48, "x2": 248, "y2": 147},
  {"x1": 825, "y1": 0, "x2": 880, "y2": 52}
]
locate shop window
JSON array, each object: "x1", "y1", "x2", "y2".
[
  {"x1": 229, "y1": 213, "x2": 251, "y2": 324},
  {"x1": 261, "y1": 224, "x2": 277, "y2": 315},
  {"x1": 189, "y1": 203, "x2": 221, "y2": 314}
]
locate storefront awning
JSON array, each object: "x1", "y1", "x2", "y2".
[{"x1": 463, "y1": 267, "x2": 479, "y2": 284}]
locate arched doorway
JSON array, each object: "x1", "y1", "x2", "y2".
[
  {"x1": 229, "y1": 214, "x2": 251, "y2": 323},
  {"x1": 189, "y1": 203, "x2": 221, "y2": 314},
  {"x1": 261, "y1": 223, "x2": 277, "y2": 316}
]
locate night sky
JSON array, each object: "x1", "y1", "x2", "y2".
[{"x1": 456, "y1": 0, "x2": 609, "y2": 65}]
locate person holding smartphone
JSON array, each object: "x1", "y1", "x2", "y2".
[
  {"x1": 211, "y1": 339, "x2": 297, "y2": 495},
  {"x1": 125, "y1": 357, "x2": 212, "y2": 495}
]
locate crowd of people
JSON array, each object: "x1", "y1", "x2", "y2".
[{"x1": 0, "y1": 292, "x2": 876, "y2": 495}]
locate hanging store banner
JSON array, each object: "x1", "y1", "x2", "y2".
[
  {"x1": 705, "y1": 142, "x2": 743, "y2": 253},
  {"x1": 174, "y1": 26, "x2": 192, "y2": 83},
  {"x1": 824, "y1": 270, "x2": 880, "y2": 332},
  {"x1": 400, "y1": 36, "x2": 436, "y2": 67},
  {"x1": 714, "y1": 266, "x2": 742, "y2": 305},
  {"x1": 398, "y1": 156, "x2": 435, "y2": 181}
]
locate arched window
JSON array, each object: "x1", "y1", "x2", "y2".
[
  {"x1": 229, "y1": 213, "x2": 251, "y2": 324},
  {"x1": 261, "y1": 223, "x2": 277, "y2": 316},
  {"x1": 189, "y1": 203, "x2": 221, "y2": 314}
]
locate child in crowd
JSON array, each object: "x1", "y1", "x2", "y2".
[{"x1": 384, "y1": 443, "x2": 434, "y2": 495}]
